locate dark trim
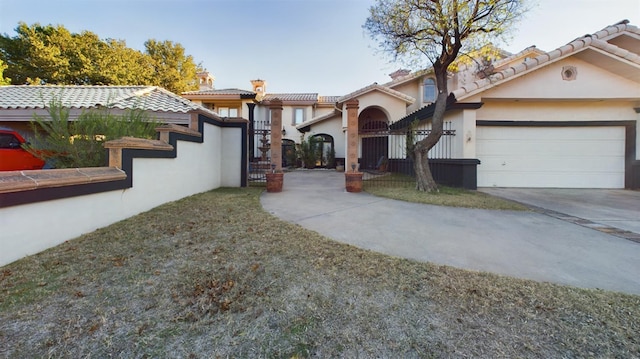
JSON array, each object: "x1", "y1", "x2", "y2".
[
  {"x1": 476, "y1": 120, "x2": 635, "y2": 127},
  {"x1": 477, "y1": 120, "x2": 638, "y2": 189},
  {"x1": 0, "y1": 113, "x2": 250, "y2": 207},
  {"x1": 241, "y1": 93, "x2": 257, "y2": 100},
  {"x1": 390, "y1": 94, "x2": 483, "y2": 130},
  {"x1": 387, "y1": 158, "x2": 481, "y2": 190},
  {"x1": 239, "y1": 119, "x2": 248, "y2": 187},
  {"x1": 247, "y1": 102, "x2": 256, "y2": 163},
  {"x1": 298, "y1": 125, "x2": 311, "y2": 133},
  {"x1": 0, "y1": 179, "x2": 129, "y2": 208}
]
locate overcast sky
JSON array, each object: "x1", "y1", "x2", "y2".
[{"x1": 1, "y1": 0, "x2": 638, "y2": 95}]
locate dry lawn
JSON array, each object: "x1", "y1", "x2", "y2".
[
  {"x1": 364, "y1": 174, "x2": 528, "y2": 210},
  {"x1": 1, "y1": 188, "x2": 638, "y2": 358}
]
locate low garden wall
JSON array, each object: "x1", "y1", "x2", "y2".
[{"x1": 0, "y1": 115, "x2": 247, "y2": 267}]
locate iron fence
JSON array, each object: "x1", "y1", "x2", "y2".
[{"x1": 361, "y1": 123, "x2": 456, "y2": 188}]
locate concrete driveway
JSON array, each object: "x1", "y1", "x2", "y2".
[
  {"x1": 260, "y1": 170, "x2": 640, "y2": 295},
  {"x1": 479, "y1": 188, "x2": 640, "y2": 240}
]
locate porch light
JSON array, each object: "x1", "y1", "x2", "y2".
[
  {"x1": 271, "y1": 163, "x2": 276, "y2": 173},
  {"x1": 282, "y1": 127, "x2": 286, "y2": 135}
]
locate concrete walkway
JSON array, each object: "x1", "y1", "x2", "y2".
[{"x1": 260, "y1": 170, "x2": 640, "y2": 295}]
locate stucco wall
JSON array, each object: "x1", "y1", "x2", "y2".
[
  {"x1": 0, "y1": 120, "x2": 244, "y2": 267},
  {"x1": 476, "y1": 100, "x2": 637, "y2": 122},
  {"x1": 342, "y1": 91, "x2": 409, "y2": 128},
  {"x1": 303, "y1": 116, "x2": 344, "y2": 159},
  {"x1": 475, "y1": 58, "x2": 640, "y2": 100}
]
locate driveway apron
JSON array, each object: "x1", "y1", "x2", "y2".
[{"x1": 260, "y1": 170, "x2": 640, "y2": 295}]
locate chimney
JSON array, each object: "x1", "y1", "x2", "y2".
[
  {"x1": 197, "y1": 71, "x2": 215, "y2": 90},
  {"x1": 251, "y1": 79, "x2": 266, "y2": 100},
  {"x1": 389, "y1": 69, "x2": 411, "y2": 81}
]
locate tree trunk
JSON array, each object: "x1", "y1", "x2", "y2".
[{"x1": 413, "y1": 68, "x2": 450, "y2": 192}]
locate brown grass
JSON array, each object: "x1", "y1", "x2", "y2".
[
  {"x1": 1, "y1": 188, "x2": 638, "y2": 358},
  {"x1": 364, "y1": 174, "x2": 528, "y2": 210}
]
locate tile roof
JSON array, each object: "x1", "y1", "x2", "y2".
[
  {"x1": 318, "y1": 96, "x2": 340, "y2": 104},
  {"x1": 263, "y1": 93, "x2": 319, "y2": 102},
  {"x1": 182, "y1": 88, "x2": 256, "y2": 96},
  {"x1": 0, "y1": 85, "x2": 219, "y2": 117},
  {"x1": 337, "y1": 83, "x2": 416, "y2": 104},
  {"x1": 452, "y1": 20, "x2": 640, "y2": 100},
  {"x1": 295, "y1": 109, "x2": 341, "y2": 130}
]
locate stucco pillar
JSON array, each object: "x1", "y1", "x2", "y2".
[
  {"x1": 269, "y1": 99, "x2": 283, "y2": 172},
  {"x1": 345, "y1": 99, "x2": 359, "y2": 171}
]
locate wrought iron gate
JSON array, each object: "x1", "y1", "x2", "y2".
[
  {"x1": 249, "y1": 117, "x2": 271, "y2": 183},
  {"x1": 361, "y1": 123, "x2": 456, "y2": 187}
]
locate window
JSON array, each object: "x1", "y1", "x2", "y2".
[
  {"x1": 0, "y1": 133, "x2": 20, "y2": 149},
  {"x1": 423, "y1": 78, "x2": 436, "y2": 103},
  {"x1": 293, "y1": 108, "x2": 304, "y2": 125},
  {"x1": 218, "y1": 107, "x2": 238, "y2": 117}
]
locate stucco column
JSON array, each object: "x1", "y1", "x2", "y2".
[
  {"x1": 346, "y1": 99, "x2": 359, "y2": 171},
  {"x1": 269, "y1": 99, "x2": 283, "y2": 172}
]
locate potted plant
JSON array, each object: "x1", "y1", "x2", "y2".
[{"x1": 345, "y1": 162, "x2": 363, "y2": 192}]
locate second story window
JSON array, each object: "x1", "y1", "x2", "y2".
[
  {"x1": 293, "y1": 108, "x2": 304, "y2": 125},
  {"x1": 218, "y1": 107, "x2": 238, "y2": 117},
  {"x1": 423, "y1": 78, "x2": 436, "y2": 103}
]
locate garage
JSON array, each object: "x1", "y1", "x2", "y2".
[{"x1": 477, "y1": 125, "x2": 626, "y2": 188}]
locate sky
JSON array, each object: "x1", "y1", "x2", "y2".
[{"x1": 0, "y1": 0, "x2": 638, "y2": 95}]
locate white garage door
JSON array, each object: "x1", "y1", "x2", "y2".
[{"x1": 477, "y1": 126, "x2": 625, "y2": 188}]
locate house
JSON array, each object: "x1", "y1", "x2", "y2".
[
  {"x1": 185, "y1": 20, "x2": 638, "y2": 189},
  {"x1": 183, "y1": 75, "x2": 341, "y2": 168}
]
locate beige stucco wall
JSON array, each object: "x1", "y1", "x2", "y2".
[
  {"x1": 443, "y1": 109, "x2": 477, "y2": 159},
  {"x1": 476, "y1": 100, "x2": 637, "y2": 122},
  {"x1": 341, "y1": 91, "x2": 409, "y2": 128},
  {"x1": 392, "y1": 81, "x2": 422, "y2": 113},
  {"x1": 304, "y1": 116, "x2": 344, "y2": 159},
  {"x1": 473, "y1": 58, "x2": 640, "y2": 100}
]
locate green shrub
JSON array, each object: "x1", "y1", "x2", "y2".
[
  {"x1": 298, "y1": 135, "x2": 319, "y2": 169},
  {"x1": 29, "y1": 99, "x2": 159, "y2": 168}
]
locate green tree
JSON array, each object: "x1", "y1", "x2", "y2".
[
  {"x1": 364, "y1": 0, "x2": 528, "y2": 192},
  {"x1": 0, "y1": 58, "x2": 10, "y2": 85},
  {"x1": 91, "y1": 39, "x2": 155, "y2": 85},
  {"x1": 29, "y1": 100, "x2": 159, "y2": 168},
  {"x1": 145, "y1": 39, "x2": 199, "y2": 94},
  {"x1": 0, "y1": 22, "x2": 198, "y2": 91}
]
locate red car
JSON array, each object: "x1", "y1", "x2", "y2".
[{"x1": 0, "y1": 128, "x2": 46, "y2": 171}]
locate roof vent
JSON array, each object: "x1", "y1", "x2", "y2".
[{"x1": 561, "y1": 66, "x2": 577, "y2": 81}]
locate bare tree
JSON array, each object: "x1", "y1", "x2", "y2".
[{"x1": 364, "y1": 0, "x2": 528, "y2": 192}]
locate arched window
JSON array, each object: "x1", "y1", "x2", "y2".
[
  {"x1": 311, "y1": 134, "x2": 335, "y2": 168},
  {"x1": 423, "y1": 78, "x2": 436, "y2": 103}
]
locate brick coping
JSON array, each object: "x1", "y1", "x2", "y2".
[{"x1": 0, "y1": 167, "x2": 126, "y2": 194}]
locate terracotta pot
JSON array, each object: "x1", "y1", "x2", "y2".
[
  {"x1": 345, "y1": 172, "x2": 363, "y2": 193},
  {"x1": 266, "y1": 172, "x2": 283, "y2": 193}
]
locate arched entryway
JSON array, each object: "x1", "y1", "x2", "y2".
[
  {"x1": 359, "y1": 107, "x2": 389, "y2": 171},
  {"x1": 311, "y1": 134, "x2": 335, "y2": 168}
]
